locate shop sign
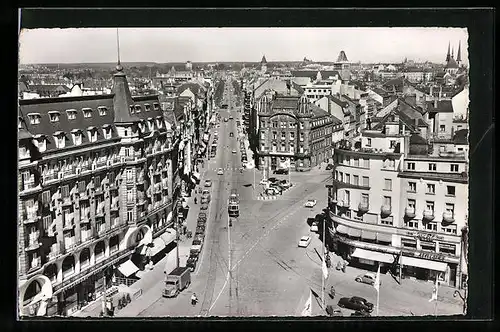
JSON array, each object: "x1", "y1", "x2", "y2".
[
  {"x1": 406, "y1": 231, "x2": 444, "y2": 242},
  {"x1": 401, "y1": 248, "x2": 454, "y2": 263}
]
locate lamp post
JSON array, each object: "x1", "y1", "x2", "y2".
[{"x1": 453, "y1": 289, "x2": 467, "y2": 314}]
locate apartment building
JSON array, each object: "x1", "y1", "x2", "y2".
[
  {"x1": 18, "y1": 65, "x2": 180, "y2": 317},
  {"x1": 326, "y1": 111, "x2": 468, "y2": 289}
]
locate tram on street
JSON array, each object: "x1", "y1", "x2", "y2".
[{"x1": 228, "y1": 189, "x2": 239, "y2": 217}]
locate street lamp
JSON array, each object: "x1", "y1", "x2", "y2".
[{"x1": 453, "y1": 289, "x2": 467, "y2": 314}]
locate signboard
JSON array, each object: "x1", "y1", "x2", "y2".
[
  {"x1": 405, "y1": 231, "x2": 445, "y2": 242},
  {"x1": 401, "y1": 248, "x2": 458, "y2": 263}
]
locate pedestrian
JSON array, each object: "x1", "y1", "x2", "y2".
[
  {"x1": 191, "y1": 293, "x2": 198, "y2": 306},
  {"x1": 194, "y1": 196, "x2": 197, "y2": 204}
]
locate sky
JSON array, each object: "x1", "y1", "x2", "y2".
[{"x1": 19, "y1": 28, "x2": 469, "y2": 65}]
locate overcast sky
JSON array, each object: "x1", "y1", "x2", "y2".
[{"x1": 19, "y1": 28, "x2": 469, "y2": 65}]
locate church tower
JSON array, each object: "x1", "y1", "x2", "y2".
[{"x1": 261, "y1": 55, "x2": 268, "y2": 74}]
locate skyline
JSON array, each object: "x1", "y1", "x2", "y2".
[{"x1": 19, "y1": 28, "x2": 469, "y2": 65}]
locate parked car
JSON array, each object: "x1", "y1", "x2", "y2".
[
  {"x1": 265, "y1": 187, "x2": 280, "y2": 195},
  {"x1": 186, "y1": 256, "x2": 197, "y2": 272},
  {"x1": 229, "y1": 115, "x2": 234, "y2": 120},
  {"x1": 355, "y1": 272, "x2": 381, "y2": 286},
  {"x1": 195, "y1": 230, "x2": 205, "y2": 240},
  {"x1": 162, "y1": 267, "x2": 191, "y2": 298},
  {"x1": 280, "y1": 180, "x2": 292, "y2": 189},
  {"x1": 194, "y1": 234, "x2": 204, "y2": 243},
  {"x1": 274, "y1": 168, "x2": 289, "y2": 175},
  {"x1": 196, "y1": 225, "x2": 205, "y2": 233},
  {"x1": 198, "y1": 212, "x2": 207, "y2": 219},
  {"x1": 200, "y1": 203, "x2": 209, "y2": 210},
  {"x1": 326, "y1": 164, "x2": 334, "y2": 170},
  {"x1": 217, "y1": 168, "x2": 224, "y2": 175},
  {"x1": 268, "y1": 177, "x2": 278, "y2": 183},
  {"x1": 197, "y1": 220, "x2": 206, "y2": 227},
  {"x1": 351, "y1": 310, "x2": 371, "y2": 317},
  {"x1": 298, "y1": 235, "x2": 311, "y2": 248},
  {"x1": 204, "y1": 179, "x2": 212, "y2": 187},
  {"x1": 191, "y1": 239, "x2": 203, "y2": 253},
  {"x1": 337, "y1": 296, "x2": 374, "y2": 313},
  {"x1": 310, "y1": 222, "x2": 319, "y2": 232},
  {"x1": 305, "y1": 199, "x2": 317, "y2": 208},
  {"x1": 201, "y1": 189, "x2": 211, "y2": 201},
  {"x1": 269, "y1": 185, "x2": 283, "y2": 194}
]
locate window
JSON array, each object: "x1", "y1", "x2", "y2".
[
  {"x1": 421, "y1": 241, "x2": 436, "y2": 252},
  {"x1": 144, "y1": 104, "x2": 151, "y2": 112},
  {"x1": 260, "y1": 131, "x2": 265, "y2": 140},
  {"x1": 401, "y1": 237, "x2": 417, "y2": 249},
  {"x1": 383, "y1": 196, "x2": 391, "y2": 207},
  {"x1": 49, "y1": 112, "x2": 60, "y2": 122},
  {"x1": 407, "y1": 162, "x2": 415, "y2": 170},
  {"x1": 442, "y1": 225, "x2": 457, "y2": 235},
  {"x1": 390, "y1": 140, "x2": 396, "y2": 149},
  {"x1": 426, "y1": 201, "x2": 435, "y2": 212},
  {"x1": 384, "y1": 179, "x2": 392, "y2": 191},
  {"x1": 446, "y1": 185, "x2": 455, "y2": 196},
  {"x1": 362, "y1": 176, "x2": 369, "y2": 187},
  {"x1": 404, "y1": 220, "x2": 418, "y2": 229},
  {"x1": 54, "y1": 134, "x2": 66, "y2": 149},
  {"x1": 125, "y1": 147, "x2": 131, "y2": 157},
  {"x1": 78, "y1": 181, "x2": 86, "y2": 193},
  {"x1": 361, "y1": 193, "x2": 369, "y2": 205},
  {"x1": 153, "y1": 103, "x2": 160, "y2": 111},
  {"x1": 126, "y1": 169, "x2": 133, "y2": 181},
  {"x1": 41, "y1": 190, "x2": 51, "y2": 205},
  {"x1": 260, "y1": 121, "x2": 266, "y2": 128},
  {"x1": 28, "y1": 114, "x2": 41, "y2": 125},
  {"x1": 127, "y1": 209, "x2": 134, "y2": 222},
  {"x1": 426, "y1": 183, "x2": 435, "y2": 194},
  {"x1": 445, "y1": 203, "x2": 455, "y2": 215},
  {"x1": 272, "y1": 122, "x2": 278, "y2": 128},
  {"x1": 272, "y1": 143, "x2": 277, "y2": 152},
  {"x1": 260, "y1": 143, "x2": 265, "y2": 151},
  {"x1": 353, "y1": 175, "x2": 359, "y2": 186},
  {"x1": 439, "y1": 125, "x2": 446, "y2": 132},
  {"x1": 428, "y1": 163, "x2": 437, "y2": 171},
  {"x1": 439, "y1": 242, "x2": 456, "y2": 255},
  {"x1": 407, "y1": 199, "x2": 416, "y2": 209},
  {"x1": 300, "y1": 133, "x2": 304, "y2": 141},
  {"x1": 88, "y1": 129, "x2": 97, "y2": 143},
  {"x1": 103, "y1": 126, "x2": 112, "y2": 139},
  {"x1": 290, "y1": 132, "x2": 295, "y2": 140},
  {"x1": 281, "y1": 143, "x2": 286, "y2": 152},
  {"x1": 61, "y1": 185, "x2": 69, "y2": 198},
  {"x1": 345, "y1": 174, "x2": 350, "y2": 184},
  {"x1": 408, "y1": 181, "x2": 416, "y2": 192},
  {"x1": 299, "y1": 145, "x2": 304, "y2": 153},
  {"x1": 363, "y1": 159, "x2": 370, "y2": 168},
  {"x1": 72, "y1": 132, "x2": 82, "y2": 146},
  {"x1": 124, "y1": 129, "x2": 128, "y2": 137},
  {"x1": 290, "y1": 143, "x2": 294, "y2": 153},
  {"x1": 300, "y1": 122, "x2": 304, "y2": 129},
  {"x1": 366, "y1": 138, "x2": 372, "y2": 147},
  {"x1": 450, "y1": 164, "x2": 459, "y2": 172},
  {"x1": 127, "y1": 189, "x2": 134, "y2": 202},
  {"x1": 66, "y1": 109, "x2": 77, "y2": 120},
  {"x1": 353, "y1": 158, "x2": 359, "y2": 167},
  {"x1": 82, "y1": 108, "x2": 92, "y2": 118},
  {"x1": 156, "y1": 118, "x2": 163, "y2": 129},
  {"x1": 439, "y1": 145, "x2": 446, "y2": 152},
  {"x1": 272, "y1": 132, "x2": 277, "y2": 140},
  {"x1": 98, "y1": 107, "x2": 107, "y2": 116},
  {"x1": 43, "y1": 215, "x2": 52, "y2": 231},
  {"x1": 93, "y1": 176, "x2": 101, "y2": 188},
  {"x1": 281, "y1": 132, "x2": 286, "y2": 139},
  {"x1": 344, "y1": 190, "x2": 350, "y2": 204},
  {"x1": 424, "y1": 221, "x2": 438, "y2": 231}
]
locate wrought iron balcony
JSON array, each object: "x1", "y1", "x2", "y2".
[
  {"x1": 442, "y1": 211, "x2": 455, "y2": 225},
  {"x1": 337, "y1": 200, "x2": 350, "y2": 209},
  {"x1": 358, "y1": 202, "x2": 369, "y2": 214},
  {"x1": 423, "y1": 209, "x2": 435, "y2": 221},
  {"x1": 381, "y1": 204, "x2": 392, "y2": 217},
  {"x1": 405, "y1": 207, "x2": 416, "y2": 219},
  {"x1": 25, "y1": 232, "x2": 41, "y2": 251}
]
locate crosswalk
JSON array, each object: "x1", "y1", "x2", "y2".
[{"x1": 208, "y1": 166, "x2": 244, "y2": 172}]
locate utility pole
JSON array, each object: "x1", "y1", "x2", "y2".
[{"x1": 175, "y1": 204, "x2": 180, "y2": 268}]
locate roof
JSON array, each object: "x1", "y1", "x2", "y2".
[
  {"x1": 327, "y1": 95, "x2": 348, "y2": 108},
  {"x1": 271, "y1": 96, "x2": 300, "y2": 110},
  {"x1": 336, "y1": 50, "x2": 349, "y2": 63},
  {"x1": 112, "y1": 68, "x2": 141, "y2": 123},
  {"x1": 453, "y1": 129, "x2": 468, "y2": 145},
  {"x1": 409, "y1": 133, "x2": 427, "y2": 144},
  {"x1": 18, "y1": 81, "x2": 30, "y2": 93},
  {"x1": 382, "y1": 76, "x2": 411, "y2": 90},
  {"x1": 177, "y1": 82, "x2": 206, "y2": 96},
  {"x1": 163, "y1": 109, "x2": 177, "y2": 127},
  {"x1": 28, "y1": 84, "x2": 70, "y2": 93},
  {"x1": 261, "y1": 55, "x2": 267, "y2": 64},
  {"x1": 254, "y1": 79, "x2": 301, "y2": 99},
  {"x1": 309, "y1": 103, "x2": 331, "y2": 119},
  {"x1": 427, "y1": 100, "x2": 454, "y2": 113},
  {"x1": 445, "y1": 57, "x2": 459, "y2": 69},
  {"x1": 371, "y1": 87, "x2": 389, "y2": 96}
]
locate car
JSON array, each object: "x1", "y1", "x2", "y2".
[
  {"x1": 326, "y1": 164, "x2": 334, "y2": 170},
  {"x1": 202, "y1": 189, "x2": 211, "y2": 198},
  {"x1": 194, "y1": 234, "x2": 205, "y2": 242},
  {"x1": 265, "y1": 187, "x2": 280, "y2": 195},
  {"x1": 268, "y1": 177, "x2": 278, "y2": 183},
  {"x1": 259, "y1": 179, "x2": 269, "y2": 185},
  {"x1": 337, "y1": 297, "x2": 374, "y2": 313},
  {"x1": 279, "y1": 180, "x2": 292, "y2": 189},
  {"x1": 186, "y1": 257, "x2": 197, "y2": 272},
  {"x1": 326, "y1": 305, "x2": 344, "y2": 317},
  {"x1": 200, "y1": 203, "x2": 209, "y2": 210},
  {"x1": 189, "y1": 249, "x2": 200, "y2": 259},
  {"x1": 204, "y1": 179, "x2": 212, "y2": 187},
  {"x1": 194, "y1": 231, "x2": 205, "y2": 240},
  {"x1": 269, "y1": 184, "x2": 283, "y2": 194},
  {"x1": 224, "y1": 118, "x2": 228, "y2": 122},
  {"x1": 298, "y1": 236, "x2": 312, "y2": 248},
  {"x1": 305, "y1": 199, "x2": 317, "y2": 208},
  {"x1": 198, "y1": 212, "x2": 207, "y2": 219},
  {"x1": 274, "y1": 168, "x2": 289, "y2": 175},
  {"x1": 310, "y1": 222, "x2": 319, "y2": 233},
  {"x1": 196, "y1": 226, "x2": 205, "y2": 233},
  {"x1": 355, "y1": 272, "x2": 381, "y2": 286},
  {"x1": 232, "y1": 150, "x2": 237, "y2": 154},
  {"x1": 217, "y1": 168, "x2": 224, "y2": 175},
  {"x1": 351, "y1": 310, "x2": 371, "y2": 317}
]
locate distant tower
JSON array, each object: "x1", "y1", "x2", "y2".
[
  {"x1": 456, "y1": 41, "x2": 462, "y2": 66},
  {"x1": 186, "y1": 61, "x2": 193, "y2": 71},
  {"x1": 446, "y1": 42, "x2": 451, "y2": 62},
  {"x1": 261, "y1": 55, "x2": 268, "y2": 73}
]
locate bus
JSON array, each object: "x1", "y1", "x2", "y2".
[{"x1": 228, "y1": 189, "x2": 239, "y2": 217}]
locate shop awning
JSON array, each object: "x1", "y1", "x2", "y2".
[
  {"x1": 347, "y1": 227, "x2": 362, "y2": 238},
  {"x1": 376, "y1": 233, "x2": 393, "y2": 243},
  {"x1": 160, "y1": 229, "x2": 177, "y2": 246},
  {"x1": 351, "y1": 248, "x2": 395, "y2": 264},
  {"x1": 117, "y1": 260, "x2": 139, "y2": 277},
  {"x1": 401, "y1": 256, "x2": 448, "y2": 272},
  {"x1": 361, "y1": 230, "x2": 377, "y2": 240},
  {"x1": 149, "y1": 237, "x2": 166, "y2": 257},
  {"x1": 336, "y1": 225, "x2": 348, "y2": 234}
]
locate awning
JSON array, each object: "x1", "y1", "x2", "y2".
[
  {"x1": 401, "y1": 256, "x2": 448, "y2": 272},
  {"x1": 347, "y1": 227, "x2": 361, "y2": 238},
  {"x1": 351, "y1": 248, "x2": 395, "y2": 264},
  {"x1": 361, "y1": 230, "x2": 377, "y2": 240},
  {"x1": 166, "y1": 211, "x2": 173, "y2": 223},
  {"x1": 117, "y1": 260, "x2": 139, "y2": 277},
  {"x1": 376, "y1": 233, "x2": 393, "y2": 243},
  {"x1": 160, "y1": 229, "x2": 177, "y2": 246},
  {"x1": 148, "y1": 237, "x2": 166, "y2": 257},
  {"x1": 336, "y1": 225, "x2": 348, "y2": 234}
]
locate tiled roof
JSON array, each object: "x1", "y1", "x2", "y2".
[
  {"x1": 309, "y1": 103, "x2": 331, "y2": 119},
  {"x1": 291, "y1": 81, "x2": 304, "y2": 94},
  {"x1": 177, "y1": 82, "x2": 206, "y2": 96},
  {"x1": 371, "y1": 87, "x2": 388, "y2": 96},
  {"x1": 409, "y1": 133, "x2": 427, "y2": 144},
  {"x1": 290, "y1": 71, "x2": 318, "y2": 78},
  {"x1": 18, "y1": 82, "x2": 30, "y2": 93},
  {"x1": 327, "y1": 95, "x2": 348, "y2": 108},
  {"x1": 254, "y1": 79, "x2": 300, "y2": 99},
  {"x1": 453, "y1": 129, "x2": 468, "y2": 145},
  {"x1": 28, "y1": 84, "x2": 70, "y2": 93},
  {"x1": 271, "y1": 96, "x2": 300, "y2": 110}
]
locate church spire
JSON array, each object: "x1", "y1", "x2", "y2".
[
  {"x1": 446, "y1": 42, "x2": 451, "y2": 62},
  {"x1": 116, "y1": 28, "x2": 123, "y2": 72},
  {"x1": 456, "y1": 41, "x2": 462, "y2": 63},
  {"x1": 451, "y1": 46, "x2": 454, "y2": 59}
]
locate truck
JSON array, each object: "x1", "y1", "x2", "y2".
[
  {"x1": 228, "y1": 189, "x2": 239, "y2": 217},
  {"x1": 162, "y1": 267, "x2": 191, "y2": 298}
]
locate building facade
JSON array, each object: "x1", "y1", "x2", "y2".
[{"x1": 17, "y1": 65, "x2": 187, "y2": 317}]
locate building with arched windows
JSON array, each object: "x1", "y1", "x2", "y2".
[{"x1": 17, "y1": 64, "x2": 190, "y2": 317}]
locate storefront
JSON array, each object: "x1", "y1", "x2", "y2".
[{"x1": 399, "y1": 249, "x2": 457, "y2": 286}]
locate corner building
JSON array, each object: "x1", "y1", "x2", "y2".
[
  {"x1": 326, "y1": 116, "x2": 468, "y2": 289},
  {"x1": 18, "y1": 65, "x2": 180, "y2": 317}
]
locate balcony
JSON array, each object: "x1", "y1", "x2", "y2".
[
  {"x1": 23, "y1": 211, "x2": 40, "y2": 225},
  {"x1": 442, "y1": 211, "x2": 455, "y2": 225},
  {"x1": 381, "y1": 204, "x2": 392, "y2": 217},
  {"x1": 25, "y1": 232, "x2": 41, "y2": 251},
  {"x1": 358, "y1": 202, "x2": 369, "y2": 214},
  {"x1": 64, "y1": 236, "x2": 76, "y2": 250},
  {"x1": 337, "y1": 200, "x2": 350, "y2": 209},
  {"x1": 405, "y1": 207, "x2": 416, "y2": 219},
  {"x1": 96, "y1": 203, "x2": 105, "y2": 217},
  {"x1": 63, "y1": 220, "x2": 75, "y2": 231},
  {"x1": 48, "y1": 243, "x2": 61, "y2": 260},
  {"x1": 96, "y1": 160, "x2": 107, "y2": 169},
  {"x1": 61, "y1": 196, "x2": 72, "y2": 207},
  {"x1": 423, "y1": 209, "x2": 435, "y2": 222},
  {"x1": 81, "y1": 229, "x2": 93, "y2": 242},
  {"x1": 110, "y1": 200, "x2": 120, "y2": 211},
  {"x1": 30, "y1": 257, "x2": 42, "y2": 270}
]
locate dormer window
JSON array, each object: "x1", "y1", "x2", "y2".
[
  {"x1": 102, "y1": 124, "x2": 112, "y2": 139},
  {"x1": 66, "y1": 109, "x2": 77, "y2": 120},
  {"x1": 156, "y1": 116, "x2": 163, "y2": 129},
  {"x1": 129, "y1": 106, "x2": 134, "y2": 114},
  {"x1": 134, "y1": 105, "x2": 142, "y2": 113},
  {"x1": 98, "y1": 106, "x2": 108, "y2": 116},
  {"x1": 33, "y1": 134, "x2": 47, "y2": 152},
  {"x1": 153, "y1": 103, "x2": 160, "y2": 111},
  {"x1": 144, "y1": 104, "x2": 151, "y2": 112},
  {"x1": 87, "y1": 127, "x2": 98, "y2": 142},
  {"x1": 27, "y1": 113, "x2": 41, "y2": 125},
  {"x1": 18, "y1": 117, "x2": 23, "y2": 130},
  {"x1": 53, "y1": 131, "x2": 66, "y2": 148},
  {"x1": 148, "y1": 118, "x2": 154, "y2": 131},
  {"x1": 49, "y1": 111, "x2": 60, "y2": 123},
  {"x1": 82, "y1": 108, "x2": 92, "y2": 118},
  {"x1": 71, "y1": 129, "x2": 83, "y2": 146}
]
